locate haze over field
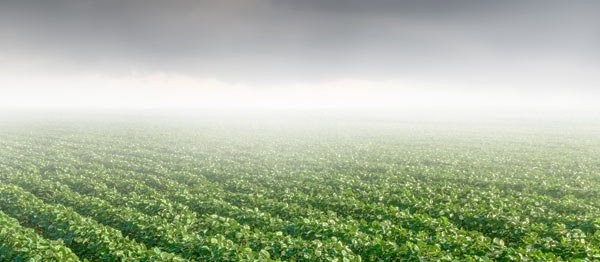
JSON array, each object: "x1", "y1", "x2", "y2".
[
  {"x1": 2, "y1": 2, "x2": 600, "y2": 261},
  {"x1": 1, "y1": 0, "x2": 599, "y2": 113}
]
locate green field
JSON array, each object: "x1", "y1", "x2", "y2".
[{"x1": 1, "y1": 113, "x2": 599, "y2": 261}]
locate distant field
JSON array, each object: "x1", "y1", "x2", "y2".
[{"x1": 0, "y1": 113, "x2": 599, "y2": 261}]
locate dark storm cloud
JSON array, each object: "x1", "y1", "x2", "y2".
[{"x1": 1, "y1": 0, "x2": 599, "y2": 83}]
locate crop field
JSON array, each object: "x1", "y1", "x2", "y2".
[{"x1": 0, "y1": 113, "x2": 599, "y2": 261}]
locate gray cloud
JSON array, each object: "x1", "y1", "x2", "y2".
[{"x1": 1, "y1": 0, "x2": 599, "y2": 85}]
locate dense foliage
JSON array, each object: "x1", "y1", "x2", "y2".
[{"x1": 0, "y1": 116, "x2": 599, "y2": 261}]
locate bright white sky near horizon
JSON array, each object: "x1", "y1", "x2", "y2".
[{"x1": 1, "y1": 0, "x2": 599, "y2": 110}]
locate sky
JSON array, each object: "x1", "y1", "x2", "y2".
[{"x1": 0, "y1": 0, "x2": 599, "y2": 109}]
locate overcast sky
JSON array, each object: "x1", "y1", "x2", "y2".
[{"x1": 1, "y1": 0, "x2": 599, "y2": 109}]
